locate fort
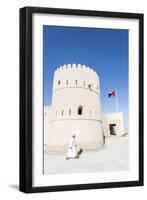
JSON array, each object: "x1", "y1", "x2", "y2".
[{"x1": 44, "y1": 64, "x2": 125, "y2": 153}]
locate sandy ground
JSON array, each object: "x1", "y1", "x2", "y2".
[{"x1": 44, "y1": 135, "x2": 129, "y2": 174}]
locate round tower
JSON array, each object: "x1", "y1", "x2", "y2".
[{"x1": 44, "y1": 64, "x2": 104, "y2": 152}]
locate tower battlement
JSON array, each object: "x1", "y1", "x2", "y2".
[
  {"x1": 55, "y1": 64, "x2": 96, "y2": 72},
  {"x1": 53, "y1": 64, "x2": 100, "y2": 94}
]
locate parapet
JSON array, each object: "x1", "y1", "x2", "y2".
[
  {"x1": 53, "y1": 64, "x2": 100, "y2": 94},
  {"x1": 55, "y1": 63, "x2": 97, "y2": 74}
]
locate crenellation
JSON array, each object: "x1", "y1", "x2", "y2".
[
  {"x1": 77, "y1": 64, "x2": 82, "y2": 68},
  {"x1": 72, "y1": 63, "x2": 76, "y2": 68},
  {"x1": 53, "y1": 64, "x2": 100, "y2": 95},
  {"x1": 82, "y1": 64, "x2": 86, "y2": 69},
  {"x1": 63, "y1": 64, "x2": 67, "y2": 69},
  {"x1": 67, "y1": 64, "x2": 71, "y2": 68},
  {"x1": 55, "y1": 64, "x2": 98, "y2": 75}
]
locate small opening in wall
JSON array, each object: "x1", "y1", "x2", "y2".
[
  {"x1": 66, "y1": 80, "x2": 68, "y2": 85},
  {"x1": 62, "y1": 110, "x2": 64, "y2": 116},
  {"x1": 58, "y1": 80, "x2": 61, "y2": 85},
  {"x1": 109, "y1": 124, "x2": 117, "y2": 135},
  {"x1": 69, "y1": 109, "x2": 71, "y2": 115},
  {"x1": 97, "y1": 85, "x2": 98, "y2": 90},
  {"x1": 78, "y1": 106, "x2": 83, "y2": 115},
  {"x1": 56, "y1": 111, "x2": 58, "y2": 116},
  {"x1": 83, "y1": 81, "x2": 85, "y2": 86},
  {"x1": 88, "y1": 84, "x2": 93, "y2": 91},
  {"x1": 75, "y1": 80, "x2": 77, "y2": 85}
]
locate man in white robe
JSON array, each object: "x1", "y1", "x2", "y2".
[{"x1": 66, "y1": 135, "x2": 79, "y2": 159}]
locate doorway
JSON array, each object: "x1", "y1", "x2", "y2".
[{"x1": 109, "y1": 124, "x2": 116, "y2": 135}]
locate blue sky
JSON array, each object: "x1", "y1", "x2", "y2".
[{"x1": 43, "y1": 26, "x2": 128, "y2": 130}]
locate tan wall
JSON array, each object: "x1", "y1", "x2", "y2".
[
  {"x1": 44, "y1": 64, "x2": 104, "y2": 152},
  {"x1": 102, "y1": 114, "x2": 110, "y2": 137},
  {"x1": 51, "y1": 64, "x2": 101, "y2": 121},
  {"x1": 53, "y1": 64, "x2": 100, "y2": 95},
  {"x1": 44, "y1": 117, "x2": 103, "y2": 152},
  {"x1": 44, "y1": 65, "x2": 125, "y2": 153},
  {"x1": 103, "y1": 112, "x2": 125, "y2": 136}
]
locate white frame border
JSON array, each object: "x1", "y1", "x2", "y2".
[{"x1": 32, "y1": 13, "x2": 139, "y2": 187}]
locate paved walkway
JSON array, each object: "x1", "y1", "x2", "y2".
[{"x1": 44, "y1": 135, "x2": 129, "y2": 174}]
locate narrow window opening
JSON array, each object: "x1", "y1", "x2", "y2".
[
  {"x1": 88, "y1": 84, "x2": 92, "y2": 91},
  {"x1": 58, "y1": 80, "x2": 61, "y2": 85},
  {"x1": 66, "y1": 80, "x2": 68, "y2": 85},
  {"x1": 75, "y1": 80, "x2": 77, "y2": 85},
  {"x1": 83, "y1": 81, "x2": 85, "y2": 86},
  {"x1": 62, "y1": 110, "x2": 64, "y2": 116},
  {"x1": 78, "y1": 106, "x2": 83, "y2": 115},
  {"x1": 69, "y1": 109, "x2": 71, "y2": 115}
]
